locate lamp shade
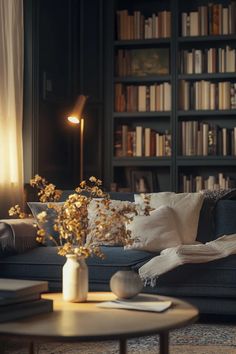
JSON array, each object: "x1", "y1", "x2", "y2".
[{"x1": 68, "y1": 95, "x2": 88, "y2": 122}]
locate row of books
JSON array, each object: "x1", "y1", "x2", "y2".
[
  {"x1": 115, "y1": 83, "x2": 171, "y2": 112},
  {"x1": 180, "y1": 121, "x2": 236, "y2": 156},
  {"x1": 181, "y1": 2, "x2": 236, "y2": 37},
  {"x1": 116, "y1": 48, "x2": 169, "y2": 77},
  {"x1": 179, "y1": 80, "x2": 236, "y2": 111},
  {"x1": 179, "y1": 46, "x2": 236, "y2": 74},
  {"x1": 114, "y1": 125, "x2": 171, "y2": 157},
  {"x1": 116, "y1": 9, "x2": 171, "y2": 40},
  {"x1": 181, "y1": 173, "x2": 236, "y2": 193},
  {"x1": 0, "y1": 278, "x2": 52, "y2": 322}
]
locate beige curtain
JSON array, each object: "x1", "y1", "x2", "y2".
[{"x1": 0, "y1": 0, "x2": 24, "y2": 217}]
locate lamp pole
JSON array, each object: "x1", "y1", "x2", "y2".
[
  {"x1": 80, "y1": 118, "x2": 84, "y2": 181},
  {"x1": 67, "y1": 95, "x2": 88, "y2": 183}
]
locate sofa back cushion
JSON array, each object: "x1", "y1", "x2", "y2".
[
  {"x1": 195, "y1": 198, "x2": 216, "y2": 243},
  {"x1": 215, "y1": 200, "x2": 236, "y2": 238},
  {"x1": 60, "y1": 191, "x2": 135, "y2": 202},
  {"x1": 28, "y1": 202, "x2": 62, "y2": 246}
]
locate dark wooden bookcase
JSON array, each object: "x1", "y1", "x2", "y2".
[{"x1": 103, "y1": 0, "x2": 236, "y2": 193}]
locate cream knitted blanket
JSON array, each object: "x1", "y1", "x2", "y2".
[{"x1": 139, "y1": 234, "x2": 236, "y2": 286}]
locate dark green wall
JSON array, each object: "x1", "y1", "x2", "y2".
[{"x1": 23, "y1": 0, "x2": 104, "y2": 190}]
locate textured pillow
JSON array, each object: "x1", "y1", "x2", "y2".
[
  {"x1": 125, "y1": 206, "x2": 181, "y2": 252},
  {"x1": 135, "y1": 192, "x2": 204, "y2": 244},
  {"x1": 27, "y1": 202, "x2": 63, "y2": 246},
  {"x1": 0, "y1": 218, "x2": 39, "y2": 256},
  {"x1": 86, "y1": 199, "x2": 136, "y2": 246}
]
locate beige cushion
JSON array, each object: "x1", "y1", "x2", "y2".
[
  {"x1": 135, "y1": 192, "x2": 204, "y2": 244},
  {"x1": 125, "y1": 206, "x2": 181, "y2": 252},
  {"x1": 86, "y1": 199, "x2": 136, "y2": 246}
]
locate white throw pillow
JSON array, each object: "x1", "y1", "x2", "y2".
[
  {"x1": 135, "y1": 192, "x2": 204, "y2": 244},
  {"x1": 125, "y1": 206, "x2": 181, "y2": 252},
  {"x1": 86, "y1": 199, "x2": 136, "y2": 246}
]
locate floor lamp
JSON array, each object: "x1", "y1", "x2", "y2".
[{"x1": 67, "y1": 95, "x2": 88, "y2": 182}]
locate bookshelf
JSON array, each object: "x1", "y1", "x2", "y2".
[{"x1": 104, "y1": 0, "x2": 236, "y2": 193}]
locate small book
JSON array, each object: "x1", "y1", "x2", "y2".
[
  {"x1": 97, "y1": 299, "x2": 172, "y2": 313},
  {"x1": 0, "y1": 299, "x2": 53, "y2": 322},
  {"x1": 0, "y1": 292, "x2": 40, "y2": 306},
  {"x1": 0, "y1": 278, "x2": 48, "y2": 298}
]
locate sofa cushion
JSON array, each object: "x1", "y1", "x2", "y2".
[
  {"x1": 1, "y1": 246, "x2": 236, "y2": 301},
  {"x1": 0, "y1": 246, "x2": 156, "y2": 291},
  {"x1": 215, "y1": 200, "x2": 236, "y2": 238},
  {"x1": 135, "y1": 192, "x2": 204, "y2": 244},
  {"x1": 87, "y1": 199, "x2": 136, "y2": 246},
  {"x1": 125, "y1": 206, "x2": 181, "y2": 252},
  {"x1": 133, "y1": 255, "x2": 236, "y2": 298}
]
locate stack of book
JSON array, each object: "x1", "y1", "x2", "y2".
[
  {"x1": 180, "y1": 121, "x2": 236, "y2": 156},
  {"x1": 179, "y1": 80, "x2": 236, "y2": 111},
  {"x1": 114, "y1": 125, "x2": 171, "y2": 157},
  {"x1": 115, "y1": 82, "x2": 171, "y2": 113},
  {"x1": 116, "y1": 9, "x2": 171, "y2": 40},
  {"x1": 181, "y1": 2, "x2": 236, "y2": 37},
  {"x1": 0, "y1": 278, "x2": 53, "y2": 322}
]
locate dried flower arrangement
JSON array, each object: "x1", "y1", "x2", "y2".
[{"x1": 9, "y1": 175, "x2": 150, "y2": 259}]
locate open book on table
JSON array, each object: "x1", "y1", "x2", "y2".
[{"x1": 96, "y1": 295, "x2": 172, "y2": 313}]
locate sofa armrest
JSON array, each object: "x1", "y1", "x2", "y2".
[{"x1": 0, "y1": 218, "x2": 40, "y2": 256}]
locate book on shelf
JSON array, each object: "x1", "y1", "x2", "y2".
[
  {"x1": 115, "y1": 125, "x2": 171, "y2": 157},
  {"x1": 115, "y1": 83, "x2": 171, "y2": 113},
  {"x1": 181, "y1": 173, "x2": 236, "y2": 193},
  {"x1": 116, "y1": 9, "x2": 171, "y2": 40},
  {"x1": 0, "y1": 278, "x2": 48, "y2": 298},
  {"x1": 180, "y1": 120, "x2": 236, "y2": 157},
  {"x1": 0, "y1": 298, "x2": 53, "y2": 323},
  {"x1": 179, "y1": 80, "x2": 236, "y2": 111},
  {"x1": 179, "y1": 46, "x2": 236, "y2": 74},
  {"x1": 181, "y1": 2, "x2": 236, "y2": 37},
  {"x1": 136, "y1": 126, "x2": 143, "y2": 157}
]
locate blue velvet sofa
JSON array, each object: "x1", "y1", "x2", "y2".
[{"x1": 1, "y1": 191, "x2": 236, "y2": 315}]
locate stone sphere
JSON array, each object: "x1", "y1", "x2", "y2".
[{"x1": 110, "y1": 270, "x2": 143, "y2": 299}]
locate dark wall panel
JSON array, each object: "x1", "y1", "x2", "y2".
[{"x1": 78, "y1": 0, "x2": 104, "y2": 181}]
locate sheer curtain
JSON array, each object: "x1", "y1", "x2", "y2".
[{"x1": 0, "y1": 0, "x2": 24, "y2": 217}]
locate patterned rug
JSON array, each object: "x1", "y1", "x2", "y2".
[{"x1": 2, "y1": 322, "x2": 236, "y2": 354}]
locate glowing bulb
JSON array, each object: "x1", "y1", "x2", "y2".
[{"x1": 68, "y1": 116, "x2": 80, "y2": 124}]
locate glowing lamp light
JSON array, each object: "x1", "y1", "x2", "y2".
[{"x1": 68, "y1": 116, "x2": 80, "y2": 124}]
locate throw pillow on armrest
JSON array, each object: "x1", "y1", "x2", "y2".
[
  {"x1": 0, "y1": 218, "x2": 39, "y2": 256},
  {"x1": 124, "y1": 206, "x2": 181, "y2": 252}
]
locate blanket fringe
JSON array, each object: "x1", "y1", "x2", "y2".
[{"x1": 142, "y1": 277, "x2": 158, "y2": 287}]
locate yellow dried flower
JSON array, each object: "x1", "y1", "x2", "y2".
[{"x1": 9, "y1": 174, "x2": 151, "y2": 258}]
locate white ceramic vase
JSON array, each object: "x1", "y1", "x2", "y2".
[
  {"x1": 110, "y1": 270, "x2": 143, "y2": 299},
  {"x1": 62, "y1": 254, "x2": 88, "y2": 302}
]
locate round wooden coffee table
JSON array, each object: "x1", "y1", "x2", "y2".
[{"x1": 0, "y1": 292, "x2": 198, "y2": 354}]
